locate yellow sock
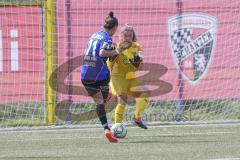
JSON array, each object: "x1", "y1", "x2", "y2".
[
  {"x1": 114, "y1": 103, "x2": 125, "y2": 123},
  {"x1": 134, "y1": 97, "x2": 149, "y2": 117}
]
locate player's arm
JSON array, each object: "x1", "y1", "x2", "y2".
[
  {"x1": 100, "y1": 40, "x2": 132, "y2": 57},
  {"x1": 117, "y1": 54, "x2": 140, "y2": 72},
  {"x1": 98, "y1": 39, "x2": 117, "y2": 57},
  {"x1": 129, "y1": 55, "x2": 143, "y2": 68},
  {"x1": 99, "y1": 48, "x2": 119, "y2": 57},
  {"x1": 131, "y1": 44, "x2": 144, "y2": 69},
  {"x1": 128, "y1": 43, "x2": 143, "y2": 68}
]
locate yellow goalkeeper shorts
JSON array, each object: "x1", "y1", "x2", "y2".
[{"x1": 110, "y1": 75, "x2": 139, "y2": 96}]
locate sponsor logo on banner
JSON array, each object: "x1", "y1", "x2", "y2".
[{"x1": 168, "y1": 13, "x2": 217, "y2": 84}]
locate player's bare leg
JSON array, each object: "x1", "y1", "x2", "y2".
[{"x1": 93, "y1": 92, "x2": 118, "y2": 143}]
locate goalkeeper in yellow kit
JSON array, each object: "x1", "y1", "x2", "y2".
[{"x1": 108, "y1": 24, "x2": 149, "y2": 129}]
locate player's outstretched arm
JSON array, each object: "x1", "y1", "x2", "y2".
[
  {"x1": 100, "y1": 41, "x2": 132, "y2": 57},
  {"x1": 99, "y1": 48, "x2": 119, "y2": 57}
]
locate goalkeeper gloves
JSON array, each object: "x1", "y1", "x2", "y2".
[{"x1": 129, "y1": 55, "x2": 142, "y2": 68}]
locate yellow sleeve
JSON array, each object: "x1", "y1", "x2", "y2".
[
  {"x1": 110, "y1": 42, "x2": 143, "y2": 78},
  {"x1": 107, "y1": 55, "x2": 118, "y2": 71},
  {"x1": 118, "y1": 54, "x2": 139, "y2": 73},
  {"x1": 106, "y1": 59, "x2": 112, "y2": 70},
  {"x1": 131, "y1": 42, "x2": 144, "y2": 54},
  {"x1": 125, "y1": 42, "x2": 143, "y2": 79}
]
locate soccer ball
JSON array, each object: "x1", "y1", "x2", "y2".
[{"x1": 111, "y1": 123, "x2": 127, "y2": 138}]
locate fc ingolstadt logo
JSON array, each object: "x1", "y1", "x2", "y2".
[{"x1": 168, "y1": 13, "x2": 217, "y2": 84}]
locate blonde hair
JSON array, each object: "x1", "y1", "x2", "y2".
[{"x1": 120, "y1": 24, "x2": 137, "y2": 42}]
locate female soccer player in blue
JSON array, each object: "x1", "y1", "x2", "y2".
[{"x1": 81, "y1": 12, "x2": 120, "y2": 143}]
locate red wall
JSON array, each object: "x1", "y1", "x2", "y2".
[{"x1": 0, "y1": 7, "x2": 43, "y2": 103}]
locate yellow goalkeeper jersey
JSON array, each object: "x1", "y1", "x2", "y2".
[{"x1": 107, "y1": 42, "x2": 143, "y2": 79}]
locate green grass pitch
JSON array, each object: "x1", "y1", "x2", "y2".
[{"x1": 0, "y1": 123, "x2": 239, "y2": 160}]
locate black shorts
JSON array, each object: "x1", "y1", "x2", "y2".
[{"x1": 81, "y1": 79, "x2": 110, "y2": 102}]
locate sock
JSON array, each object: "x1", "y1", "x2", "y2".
[
  {"x1": 134, "y1": 96, "x2": 149, "y2": 117},
  {"x1": 114, "y1": 103, "x2": 125, "y2": 123},
  {"x1": 96, "y1": 104, "x2": 109, "y2": 130}
]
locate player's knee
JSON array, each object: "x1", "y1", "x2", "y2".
[
  {"x1": 117, "y1": 96, "x2": 127, "y2": 105},
  {"x1": 140, "y1": 93, "x2": 149, "y2": 101}
]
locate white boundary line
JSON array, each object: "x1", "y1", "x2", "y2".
[
  {"x1": 0, "y1": 121, "x2": 239, "y2": 132},
  {"x1": 0, "y1": 124, "x2": 239, "y2": 134}
]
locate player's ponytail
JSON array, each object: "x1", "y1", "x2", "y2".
[{"x1": 104, "y1": 11, "x2": 118, "y2": 30}]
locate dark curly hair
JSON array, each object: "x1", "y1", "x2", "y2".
[{"x1": 104, "y1": 11, "x2": 118, "y2": 30}]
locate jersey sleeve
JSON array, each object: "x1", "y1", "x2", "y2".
[
  {"x1": 118, "y1": 54, "x2": 139, "y2": 73},
  {"x1": 100, "y1": 37, "x2": 115, "y2": 51},
  {"x1": 134, "y1": 42, "x2": 144, "y2": 57}
]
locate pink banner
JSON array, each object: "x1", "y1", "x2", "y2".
[
  {"x1": 57, "y1": 0, "x2": 240, "y2": 101},
  {"x1": 0, "y1": 7, "x2": 43, "y2": 103},
  {"x1": 1, "y1": 0, "x2": 240, "y2": 104}
]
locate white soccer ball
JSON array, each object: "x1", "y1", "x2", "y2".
[{"x1": 111, "y1": 123, "x2": 127, "y2": 138}]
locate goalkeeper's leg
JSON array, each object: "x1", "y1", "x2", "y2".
[
  {"x1": 110, "y1": 76, "x2": 129, "y2": 123},
  {"x1": 133, "y1": 93, "x2": 149, "y2": 129},
  {"x1": 114, "y1": 95, "x2": 127, "y2": 123},
  {"x1": 130, "y1": 78, "x2": 149, "y2": 129},
  {"x1": 134, "y1": 94, "x2": 149, "y2": 118}
]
